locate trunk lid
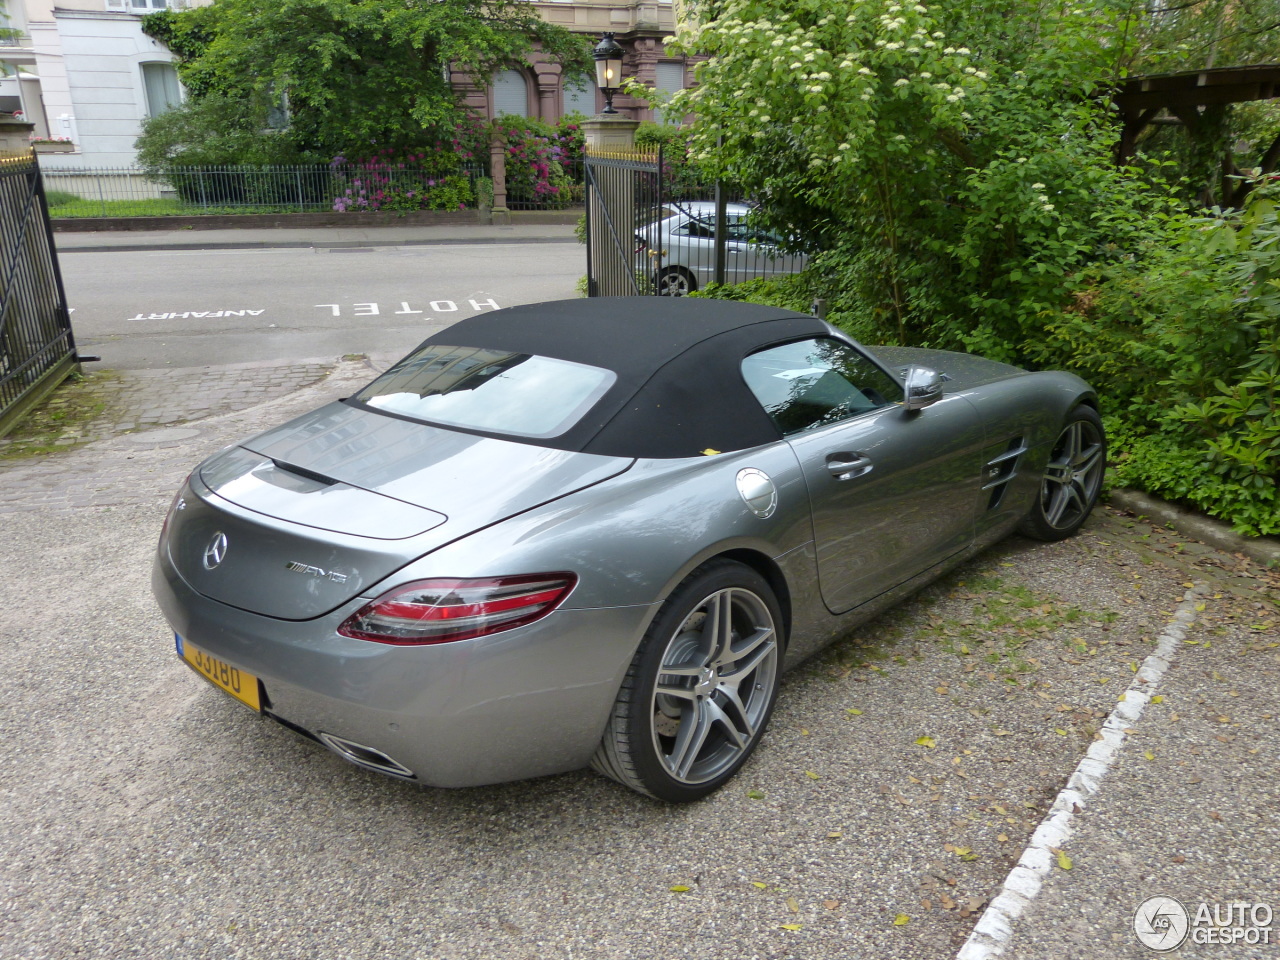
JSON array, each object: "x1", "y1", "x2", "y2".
[{"x1": 167, "y1": 402, "x2": 632, "y2": 619}]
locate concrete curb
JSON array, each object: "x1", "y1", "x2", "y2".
[
  {"x1": 51, "y1": 209, "x2": 582, "y2": 232},
  {"x1": 1106, "y1": 488, "x2": 1280, "y2": 568}
]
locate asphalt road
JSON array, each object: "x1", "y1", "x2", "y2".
[
  {"x1": 60, "y1": 241, "x2": 584, "y2": 370},
  {"x1": 1, "y1": 358, "x2": 1276, "y2": 960}
]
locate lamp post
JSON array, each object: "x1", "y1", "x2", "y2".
[
  {"x1": 593, "y1": 33, "x2": 624, "y2": 115},
  {"x1": 584, "y1": 32, "x2": 639, "y2": 296}
]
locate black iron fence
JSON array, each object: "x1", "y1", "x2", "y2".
[
  {"x1": 505, "y1": 156, "x2": 586, "y2": 212},
  {"x1": 583, "y1": 148, "x2": 664, "y2": 296},
  {"x1": 41, "y1": 162, "x2": 489, "y2": 217},
  {"x1": 585, "y1": 149, "x2": 809, "y2": 297},
  {"x1": 0, "y1": 152, "x2": 78, "y2": 436}
]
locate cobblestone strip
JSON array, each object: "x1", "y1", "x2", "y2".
[{"x1": 0, "y1": 360, "x2": 334, "y2": 452}]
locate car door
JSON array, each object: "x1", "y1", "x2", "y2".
[
  {"x1": 741, "y1": 338, "x2": 988, "y2": 614},
  {"x1": 723, "y1": 219, "x2": 807, "y2": 283}
]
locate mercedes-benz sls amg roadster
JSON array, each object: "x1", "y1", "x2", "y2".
[{"x1": 153, "y1": 298, "x2": 1105, "y2": 802}]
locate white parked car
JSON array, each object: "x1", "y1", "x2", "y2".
[{"x1": 636, "y1": 202, "x2": 808, "y2": 296}]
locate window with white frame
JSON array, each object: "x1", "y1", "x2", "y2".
[
  {"x1": 141, "y1": 62, "x2": 181, "y2": 117},
  {"x1": 654, "y1": 62, "x2": 685, "y2": 125},
  {"x1": 105, "y1": 0, "x2": 171, "y2": 10},
  {"x1": 493, "y1": 70, "x2": 528, "y2": 118}
]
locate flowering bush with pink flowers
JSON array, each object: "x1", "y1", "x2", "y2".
[
  {"x1": 492, "y1": 116, "x2": 577, "y2": 209},
  {"x1": 331, "y1": 113, "x2": 589, "y2": 213},
  {"x1": 329, "y1": 147, "x2": 474, "y2": 213}
]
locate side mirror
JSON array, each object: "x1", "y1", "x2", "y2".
[{"x1": 902, "y1": 365, "x2": 944, "y2": 411}]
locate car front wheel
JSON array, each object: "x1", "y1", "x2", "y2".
[
  {"x1": 591, "y1": 560, "x2": 782, "y2": 802},
  {"x1": 1019, "y1": 404, "x2": 1106, "y2": 542}
]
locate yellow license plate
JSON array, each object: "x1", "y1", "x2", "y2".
[{"x1": 176, "y1": 634, "x2": 261, "y2": 712}]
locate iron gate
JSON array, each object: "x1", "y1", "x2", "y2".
[
  {"x1": 583, "y1": 148, "x2": 663, "y2": 297},
  {"x1": 0, "y1": 152, "x2": 78, "y2": 436}
]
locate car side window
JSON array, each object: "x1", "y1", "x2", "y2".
[
  {"x1": 725, "y1": 222, "x2": 779, "y2": 246},
  {"x1": 675, "y1": 219, "x2": 715, "y2": 239},
  {"x1": 741, "y1": 338, "x2": 905, "y2": 436}
]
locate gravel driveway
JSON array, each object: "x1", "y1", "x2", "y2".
[{"x1": 1, "y1": 361, "x2": 1276, "y2": 960}]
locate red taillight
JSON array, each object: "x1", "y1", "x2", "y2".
[{"x1": 337, "y1": 573, "x2": 577, "y2": 645}]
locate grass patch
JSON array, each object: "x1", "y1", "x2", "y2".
[
  {"x1": 0, "y1": 371, "x2": 121, "y2": 458},
  {"x1": 917, "y1": 576, "x2": 1120, "y2": 676},
  {"x1": 45, "y1": 197, "x2": 336, "y2": 218}
]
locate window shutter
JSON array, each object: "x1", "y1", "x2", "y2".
[
  {"x1": 493, "y1": 70, "x2": 528, "y2": 118},
  {"x1": 654, "y1": 62, "x2": 685, "y2": 125},
  {"x1": 562, "y1": 78, "x2": 596, "y2": 117}
]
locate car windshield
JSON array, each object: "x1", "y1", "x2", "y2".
[{"x1": 353, "y1": 345, "x2": 617, "y2": 439}]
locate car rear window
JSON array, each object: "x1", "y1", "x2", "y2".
[{"x1": 353, "y1": 345, "x2": 616, "y2": 439}]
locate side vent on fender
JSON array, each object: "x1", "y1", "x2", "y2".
[{"x1": 983, "y1": 437, "x2": 1027, "y2": 511}]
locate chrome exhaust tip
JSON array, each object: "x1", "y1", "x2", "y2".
[{"x1": 318, "y1": 732, "x2": 416, "y2": 780}]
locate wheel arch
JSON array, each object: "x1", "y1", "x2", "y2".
[
  {"x1": 707, "y1": 547, "x2": 793, "y2": 651},
  {"x1": 1072, "y1": 391, "x2": 1101, "y2": 415}
]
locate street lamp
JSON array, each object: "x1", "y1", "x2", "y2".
[{"x1": 593, "y1": 33, "x2": 624, "y2": 115}]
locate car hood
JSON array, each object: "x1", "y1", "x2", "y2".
[{"x1": 165, "y1": 402, "x2": 632, "y2": 619}]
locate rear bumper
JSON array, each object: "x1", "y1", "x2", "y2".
[{"x1": 153, "y1": 552, "x2": 657, "y2": 788}]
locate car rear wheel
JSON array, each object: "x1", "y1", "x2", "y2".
[
  {"x1": 656, "y1": 267, "x2": 696, "y2": 297},
  {"x1": 1019, "y1": 404, "x2": 1106, "y2": 542},
  {"x1": 591, "y1": 560, "x2": 782, "y2": 802}
]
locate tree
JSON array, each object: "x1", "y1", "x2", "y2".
[
  {"x1": 658, "y1": 0, "x2": 1155, "y2": 350},
  {"x1": 139, "y1": 0, "x2": 591, "y2": 161},
  {"x1": 661, "y1": 0, "x2": 1279, "y2": 533}
]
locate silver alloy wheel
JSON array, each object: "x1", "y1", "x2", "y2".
[
  {"x1": 657, "y1": 268, "x2": 693, "y2": 297},
  {"x1": 650, "y1": 586, "x2": 779, "y2": 785},
  {"x1": 1039, "y1": 417, "x2": 1105, "y2": 531}
]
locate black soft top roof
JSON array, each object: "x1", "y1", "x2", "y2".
[{"x1": 424, "y1": 297, "x2": 828, "y2": 458}]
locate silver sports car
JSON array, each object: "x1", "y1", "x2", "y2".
[{"x1": 153, "y1": 298, "x2": 1105, "y2": 802}]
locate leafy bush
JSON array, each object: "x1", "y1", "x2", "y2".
[
  {"x1": 135, "y1": 94, "x2": 316, "y2": 171},
  {"x1": 655, "y1": 0, "x2": 1279, "y2": 535}
]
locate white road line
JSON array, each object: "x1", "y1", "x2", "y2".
[{"x1": 955, "y1": 583, "x2": 1211, "y2": 960}]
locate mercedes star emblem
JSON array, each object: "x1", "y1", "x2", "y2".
[{"x1": 203, "y1": 531, "x2": 229, "y2": 570}]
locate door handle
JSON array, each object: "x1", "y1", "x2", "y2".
[{"x1": 826, "y1": 453, "x2": 873, "y2": 480}]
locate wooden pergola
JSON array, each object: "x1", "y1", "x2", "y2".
[{"x1": 1114, "y1": 64, "x2": 1280, "y2": 206}]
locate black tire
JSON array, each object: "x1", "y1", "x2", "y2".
[
  {"x1": 591, "y1": 560, "x2": 783, "y2": 802},
  {"x1": 1018, "y1": 404, "x2": 1106, "y2": 542},
  {"x1": 656, "y1": 267, "x2": 696, "y2": 297}
]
